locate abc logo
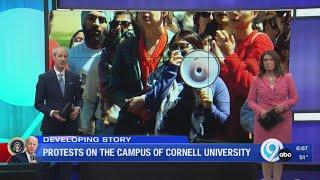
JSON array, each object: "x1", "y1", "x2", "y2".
[
  {"x1": 260, "y1": 138, "x2": 284, "y2": 162},
  {"x1": 278, "y1": 148, "x2": 292, "y2": 161}
]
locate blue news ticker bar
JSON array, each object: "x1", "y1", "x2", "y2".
[
  {"x1": 36, "y1": 143, "x2": 312, "y2": 163},
  {"x1": 58, "y1": 0, "x2": 320, "y2": 10}
]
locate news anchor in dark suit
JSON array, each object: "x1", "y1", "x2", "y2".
[
  {"x1": 9, "y1": 136, "x2": 38, "y2": 164},
  {"x1": 35, "y1": 47, "x2": 82, "y2": 180},
  {"x1": 35, "y1": 47, "x2": 82, "y2": 136}
]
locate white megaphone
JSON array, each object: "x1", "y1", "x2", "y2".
[{"x1": 180, "y1": 50, "x2": 220, "y2": 88}]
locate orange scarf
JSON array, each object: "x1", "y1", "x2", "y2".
[
  {"x1": 131, "y1": 31, "x2": 167, "y2": 126},
  {"x1": 137, "y1": 31, "x2": 168, "y2": 90}
]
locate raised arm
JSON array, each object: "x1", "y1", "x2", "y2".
[{"x1": 220, "y1": 34, "x2": 274, "y2": 96}]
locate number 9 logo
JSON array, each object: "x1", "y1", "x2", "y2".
[{"x1": 260, "y1": 138, "x2": 284, "y2": 162}]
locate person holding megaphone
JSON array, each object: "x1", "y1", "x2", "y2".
[{"x1": 121, "y1": 30, "x2": 231, "y2": 141}]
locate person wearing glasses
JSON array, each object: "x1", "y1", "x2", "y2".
[
  {"x1": 116, "y1": 30, "x2": 230, "y2": 140},
  {"x1": 211, "y1": 11, "x2": 274, "y2": 141},
  {"x1": 108, "y1": 11, "x2": 178, "y2": 135},
  {"x1": 98, "y1": 12, "x2": 136, "y2": 129},
  {"x1": 99, "y1": 11, "x2": 135, "y2": 100}
]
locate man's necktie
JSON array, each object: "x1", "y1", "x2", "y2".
[
  {"x1": 58, "y1": 74, "x2": 65, "y2": 96},
  {"x1": 30, "y1": 154, "x2": 35, "y2": 163}
]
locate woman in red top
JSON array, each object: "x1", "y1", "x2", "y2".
[
  {"x1": 212, "y1": 11, "x2": 274, "y2": 141},
  {"x1": 247, "y1": 50, "x2": 298, "y2": 180},
  {"x1": 109, "y1": 11, "x2": 177, "y2": 134}
]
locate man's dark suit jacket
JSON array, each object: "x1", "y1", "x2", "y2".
[
  {"x1": 9, "y1": 152, "x2": 29, "y2": 163},
  {"x1": 34, "y1": 70, "x2": 83, "y2": 135}
]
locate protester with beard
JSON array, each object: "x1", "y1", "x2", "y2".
[
  {"x1": 108, "y1": 11, "x2": 177, "y2": 135},
  {"x1": 68, "y1": 11, "x2": 108, "y2": 134},
  {"x1": 68, "y1": 11, "x2": 107, "y2": 76},
  {"x1": 79, "y1": 11, "x2": 136, "y2": 135},
  {"x1": 211, "y1": 11, "x2": 274, "y2": 141}
]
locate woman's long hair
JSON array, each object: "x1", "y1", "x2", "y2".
[{"x1": 258, "y1": 50, "x2": 285, "y2": 77}]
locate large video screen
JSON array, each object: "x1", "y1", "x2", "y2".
[{"x1": 48, "y1": 10, "x2": 292, "y2": 141}]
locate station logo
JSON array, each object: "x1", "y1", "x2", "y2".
[{"x1": 260, "y1": 138, "x2": 284, "y2": 162}]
